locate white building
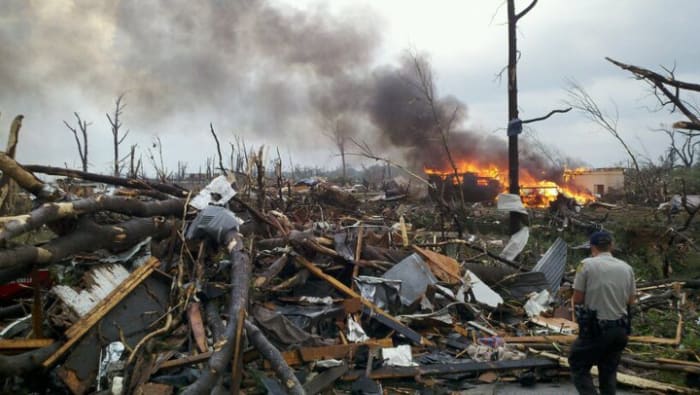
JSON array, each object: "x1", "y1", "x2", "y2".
[{"x1": 564, "y1": 168, "x2": 625, "y2": 197}]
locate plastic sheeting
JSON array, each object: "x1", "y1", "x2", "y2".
[
  {"x1": 354, "y1": 276, "x2": 402, "y2": 313},
  {"x1": 459, "y1": 270, "x2": 503, "y2": 308},
  {"x1": 497, "y1": 193, "x2": 528, "y2": 215},
  {"x1": 189, "y1": 175, "x2": 237, "y2": 209},
  {"x1": 382, "y1": 344, "x2": 417, "y2": 367},
  {"x1": 499, "y1": 226, "x2": 530, "y2": 261}
]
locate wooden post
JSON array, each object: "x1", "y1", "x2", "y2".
[{"x1": 31, "y1": 269, "x2": 42, "y2": 338}]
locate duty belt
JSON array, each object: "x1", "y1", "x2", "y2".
[{"x1": 598, "y1": 317, "x2": 627, "y2": 329}]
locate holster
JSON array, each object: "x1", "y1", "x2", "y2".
[{"x1": 574, "y1": 305, "x2": 600, "y2": 338}]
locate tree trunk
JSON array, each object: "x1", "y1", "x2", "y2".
[
  {"x1": 0, "y1": 217, "x2": 173, "y2": 283},
  {"x1": 0, "y1": 196, "x2": 184, "y2": 241},
  {"x1": 245, "y1": 320, "x2": 305, "y2": 395},
  {"x1": 24, "y1": 165, "x2": 188, "y2": 199},
  {"x1": 181, "y1": 238, "x2": 251, "y2": 395}
]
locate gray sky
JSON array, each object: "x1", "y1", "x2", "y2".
[{"x1": 1, "y1": 0, "x2": 698, "y2": 176}]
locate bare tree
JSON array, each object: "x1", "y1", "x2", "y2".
[
  {"x1": 147, "y1": 136, "x2": 171, "y2": 182},
  {"x1": 565, "y1": 80, "x2": 642, "y2": 174},
  {"x1": 209, "y1": 123, "x2": 227, "y2": 176},
  {"x1": 606, "y1": 57, "x2": 700, "y2": 170},
  {"x1": 127, "y1": 144, "x2": 141, "y2": 178},
  {"x1": 322, "y1": 117, "x2": 352, "y2": 184},
  {"x1": 63, "y1": 112, "x2": 90, "y2": 172},
  {"x1": 177, "y1": 161, "x2": 188, "y2": 180},
  {"x1": 106, "y1": 94, "x2": 129, "y2": 176},
  {"x1": 654, "y1": 126, "x2": 699, "y2": 168},
  {"x1": 404, "y1": 50, "x2": 466, "y2": 208}
]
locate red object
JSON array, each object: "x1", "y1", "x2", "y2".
[{"x1": 0, "y1": 270, "x2": 51, "y2": 300}]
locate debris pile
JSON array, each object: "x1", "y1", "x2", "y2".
[{"x1": 0, "y1": 152, "x2": 698, "y2": 394}]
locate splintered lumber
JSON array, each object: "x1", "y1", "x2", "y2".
[
  {"x1": 412, "y1": 245, "x2": 462, "y2": 283},
  {"x1": 245, "y1": 320, "x2": 305, "y2": 395},
  {"x1": 0, "y1": 217, "x2": 172, "y2": 284},
  {"x1": 42, "y1": 258, "x2": 161, "y2": 368},
  {"x1": 278, "y1": 339, "x2": 393, "y2": 366},
  {"x1": 294, "y1": 255, "x2": 433, "y2": 346},
  {"x1": 0, "y1": 196, "x2": 184, "y2": 241},
  {"x1": 341, "y1": 358, "x2": 557, "y2": 380},
  {"x1": 182, "y1": 244, "x2": 250, "y2": 395},
  {"x1": 533, "y1": 349, "x2": 693, "y2": 394}
]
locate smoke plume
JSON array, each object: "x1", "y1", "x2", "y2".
[{"x1": 0, "y1": 0, "x2": 570, "y2": 182}]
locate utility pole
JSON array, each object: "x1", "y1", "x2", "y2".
[
  {"x1": 506, "y1": 0, "x2": 570, "y2": 234},
  {"x1": 507, "y1": 0, "x2": 520, "y2": 235},
  {"x1": 507, "y1": 0, "x2": 536, "y2": 234}
]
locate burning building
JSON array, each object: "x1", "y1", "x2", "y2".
[{"x1": 425, "y1": 161, "x2": 595, "y2": 207}]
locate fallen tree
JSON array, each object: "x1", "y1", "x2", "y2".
[{"x1": 0, "y1": 217, "x2": 173, "y2": 283}]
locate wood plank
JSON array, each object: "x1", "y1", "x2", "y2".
[
  {"x1": 342, "y1": 358, "x2": 557, "y2": 380},
  {"x1": 295, "y1": 255, "x2": 433, "y2": 346},
  {"x1": 412, "y1": 245, "x2": 462, "y2": 283},
  {"x1": 0, "y1": 338, "x2": 54, "y2": 351},
  {"x1": 304, "y1": 362, "x2": 349, "y2": 394},
  {"x1": 279, "y1": 339, "x2": 393, "y2": 367},
  {"x1": 655, "y1": 357, "x2": 700, "y2": 368},
  {"x1": 534, "y1": 349, "x2": 693, "y2": 393},
  {"x1": 187, "y1": 302, "x2": 208, "y2": 353},
  {"x1": 157, "y1": 351, "x2": 214, "y2": 370},
  {"x1": 42, "y1": 258, "x2": 160, "y2": 368},
  {"x1": 504, "y1": 331, "x2": 682, "y2": 345}
]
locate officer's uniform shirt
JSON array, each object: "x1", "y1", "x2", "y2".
[{"x1": 573, "y1": 252, "x2": 635, "y2": 321}]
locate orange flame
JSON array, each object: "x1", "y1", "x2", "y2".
[{"x1": 425, "y1": 161, "x2": 595, "y2": 207}]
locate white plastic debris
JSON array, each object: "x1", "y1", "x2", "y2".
[
  {"x1": 458, "y1": 270, "x2": 503, "y2": 308},
  {"x1": 101, "y1": 237, "x2": 152, "y2": 266},
  {"x1": 347, "y1": 316, "x2": 369, "y2": 343},
  {"x1": 299, "y1": 296, "x2": 335, "y2": 305},
  {"x1": 316, "y1": 359, "x2": 344, "y2": 368},
  {"x1": 524, "y1": 289, "x2": 552, "y2": 318},
  {"x1": 497, "y1": 193, "x2": 528, "y2": 215},
  {"x1": 499, "y1": 226, "x2": 529, "y2": 261},
  {"x1": 111, "y1": 376, "x2": 124, "y2": 395},
  {"x1": 189, "y1": 175, "x2": 237, "y2": 209},
  {"x1": 382, "y1": 345, "x2": 417, "y2": 367},
  {"x1": 98, "y1": 342, "x2": 125, "y2": 391}
]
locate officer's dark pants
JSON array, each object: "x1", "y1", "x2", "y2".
[{"x1": 568, "y1": 325, "x2": 628, "y2": 395}]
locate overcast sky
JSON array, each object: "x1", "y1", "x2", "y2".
[{"x1": 1, "y1": 0, "x2": 698, "y2": 176}]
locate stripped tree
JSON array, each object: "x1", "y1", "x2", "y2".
[
  {"x1": 63, "y1": 112, "x2": 90, "y2": 172},
  {"x1": 106, "y1": 94, "x2": 129, "y2": 176}
]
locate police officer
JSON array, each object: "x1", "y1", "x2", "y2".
[{"x1": 569, "y1": 231, "x2": 636, "y2": 395}]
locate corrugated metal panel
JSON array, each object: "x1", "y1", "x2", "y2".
[{"x1": 532, "y1": 237, "x2": 567, "y2": 293}]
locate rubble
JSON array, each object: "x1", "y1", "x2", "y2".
[{"x1": 0, "y1": 151, "x2": 698, "y2": 394}]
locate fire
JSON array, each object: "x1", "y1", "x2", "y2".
[{"x1": 425, "y1": 160, "x2": 595, "y2": 207}]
